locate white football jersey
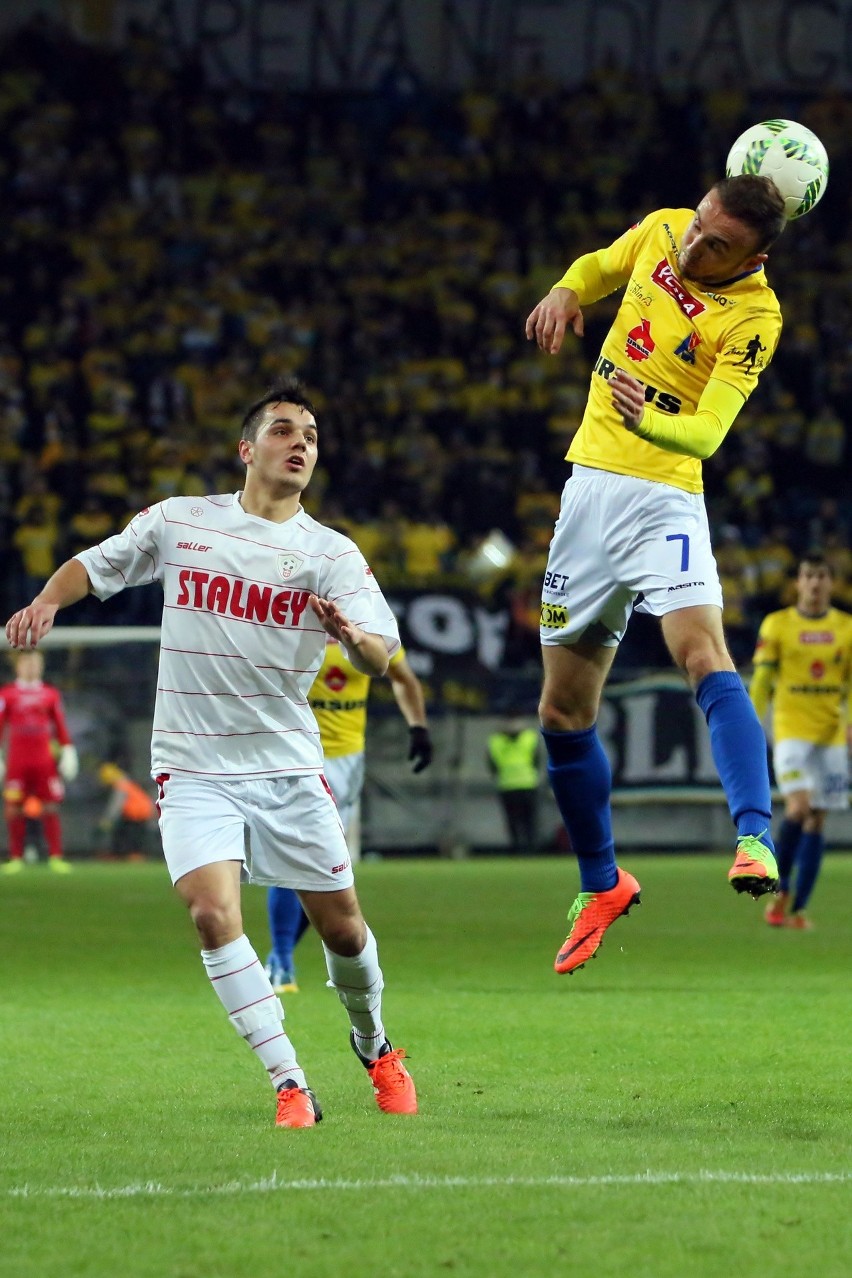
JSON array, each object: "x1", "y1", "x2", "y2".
[{"x1": 75, "y1": 494, "x2": 400, "y2": 780}]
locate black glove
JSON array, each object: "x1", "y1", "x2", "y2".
[{"x1": 408, "y1": 726, "x2": 433, "y2": 774}]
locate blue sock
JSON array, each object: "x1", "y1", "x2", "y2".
[
  {"x1": 775, "y1": 818, "x2": 802, "y2": 892},
  {"x1": 695, "y1": 671, "x2": 774, "y2": 851},
  {"x1": 542, "y1": 726, "x2": 617, "y2": 893},
  {"x1": 267, "y1": 887, "x2": 310, "y2": 974},
  {"x1": 792, "y1": 831, "x2": 824, "y2": 912}
]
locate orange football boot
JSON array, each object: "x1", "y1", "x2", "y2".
[
  {"x1": 785, "y1": 912, "x2": 814, "y2": 931},
  {"x1": 554, "y1": 867, "x2": 641, "y2": 974},
  {"x1": 352, "y1": 1035, "x2": 418, "y2": 1114},
  {"x1": 764, "y1": 890, "x2": 789, "y2": 927},
  {"x1": 275, "y1": 1083, "x2": 322, "y2": 1128},
  {"x1": 728, "y1": 833, "x2": 779, "y2": 898}
]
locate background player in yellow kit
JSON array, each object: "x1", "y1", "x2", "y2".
[
  {"x1": 750, "y1": 554, "x2": 852, "y2": 929},
  {"x1": 266, "y1": 639, "x2": 431, "y2": 991},
  {"x1": 526, "y1": 174, "x2": 788, "y2": 973}
]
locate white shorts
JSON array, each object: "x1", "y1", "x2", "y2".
[
  {"x1": 156, "y1": 773, "x2": 353, "y2": 890},
  {"x1": 773, "y1": 739, "x2": 849, "y2": 810},
  {"x1": 323, "y1": 751, "x2": 365, "y2": 840},
  {"x1": 540, "y1": 465, "x2": 723, "y2": 646}
]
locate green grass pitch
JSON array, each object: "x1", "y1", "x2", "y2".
[{"x1": 2, "y1": 854, "x2": 851, "y2": 1278}]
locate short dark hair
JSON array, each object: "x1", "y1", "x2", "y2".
[
  {"x1": 711, "y1": 174, "x2": 787, "y2": 251},
  {"x1": 240, "y1": 377, "x2": 316, "y2": 441},
  {"x1": 799, "y1": 550, "x2": 833, "y2": 576}
]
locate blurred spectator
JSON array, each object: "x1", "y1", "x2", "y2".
[{"x1": 0, "y1": 15, "x2": 850, "y2": 665}]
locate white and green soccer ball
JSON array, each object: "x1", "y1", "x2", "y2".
[{"x1": 725, "y1": 119, "x2": 829, "y2": 219}]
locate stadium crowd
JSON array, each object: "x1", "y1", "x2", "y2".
[{"x1": 2, "y1": 16, "x2": 852, "y2": 665}]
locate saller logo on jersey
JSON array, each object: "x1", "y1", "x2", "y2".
[
  {"x1": 175, "y1": 570, "x2": 310, "y2": 625},
  {"x1": 651, "y1": 260, "x2": 706, "y2": 318}
]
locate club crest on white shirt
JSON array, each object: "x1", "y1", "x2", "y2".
[{"x1": 278, "y1": 552, "x2": 303, "y2": 579}]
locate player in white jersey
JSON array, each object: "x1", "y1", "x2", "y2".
[{"x1": 5, "y1": 377, "x2": 417, "y2": 1128}]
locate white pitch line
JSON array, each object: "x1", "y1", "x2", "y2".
[{"x1": 5, "y1": 1170, "x2": 852, "y2": 1202}]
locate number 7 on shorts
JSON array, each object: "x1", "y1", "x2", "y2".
[{"x1": 666, "y1": 532, "x2": 690, "y2": 572}]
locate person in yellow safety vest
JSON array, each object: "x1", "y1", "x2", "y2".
[{"x1": 486, "y1": 718, "x2": 541, "y2": 854}]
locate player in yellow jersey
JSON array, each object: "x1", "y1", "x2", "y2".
[
  {"x1": 750, "y1": 554, "x2": 852, "y2": 929},
  {"x1": 525, "y1": 174, "x2": 788, "y2": 973},
  {"x1": 266, "y1": 639, "x2": 431, "y2": 991}
]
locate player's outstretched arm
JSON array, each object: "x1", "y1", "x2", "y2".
[
  {"x1": 525, "y1": 286, "x2": 584, "y2": 355},
  {"x1": 388, "y1": 656, "x2": 432, "y2": 772},
  {"x1": 6, "y1": 559, "x2": 92, "y2": 649},
  {"x1": 309, "y1": 595, "x2": 390, "y2": 677}
]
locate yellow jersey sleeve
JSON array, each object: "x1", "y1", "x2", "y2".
[
  {"x1": 634, "y1": 378, "x2": 744, "y2": 460},
  {"x1": 554, "y1": 217, "x2": 654, "y2": 303},
  {"x1": 749, "y1": 664, "x2": 775, "y2": 721},
  {"x1": 753, "y1": 612, "x2": 780, "y2": 668}
]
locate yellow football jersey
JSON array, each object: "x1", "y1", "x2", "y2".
[
  {"x1": 753, "y1": 607, "x2": 852, "y2": 746},
  {"x1": 559, "y1": 208, "x2": 782, "y2": 493},
  {"x1": 308, "y1": 640, "x2": 406, "y2": 758}
]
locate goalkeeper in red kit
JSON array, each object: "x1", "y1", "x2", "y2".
[{"x1": 1, "y1": 650, "x2": 78, "y2": 873}]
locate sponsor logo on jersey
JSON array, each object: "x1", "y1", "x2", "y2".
[
  {"x1": 540, "y1": 601, "x2": 569, "y2": 629},
  {"x1": 277, "y1": 552, "x2": 304, "y2": 579},
  {"x1": 324, "y1": 665, "x2": 348, "y2": 693},
  {"x1": 191, "y1": 506, "x2": 204, "y2": 517},
  {"x1": 810, "y1": 661, "x2": 825, "y2": 679},
  {"x1": 667, "y1": 580, "x2": 706, "y2": 591},
  {"x1": 674, "y1": 332, "x2": 702, "y2": 364},
  {"x1": 628, "y1": 280, "x2": 652, "y2": 307},
  {"x1": 724, "y1": 333, "x2": 767, "y2": 375},
  {"x1": 594, "y1": 357, "x2": 683, "y2": 414},
  {"x1": 331, "y1": 859, "x2": 351, "y2": 874},
  {"x1": 310, "y1": 698, "x2": 367, "y2": 712},
  {"x1": 799, "y1": 631, "x2": 834, "y2": 644},
  {"x1": 625, "y1": 318, "x2": 655, "y2": 362},
  {"x1": 175, "y1": 570, "x2": 310, "y2": 625},
  {"x1": 651, "y1": 260, "x2": 706, "y2": 319},
  {"x1": 176, "y1": 542, "x2": 211, "y2": 552},
  {"x1": 543, "y1": 570, "x2": 570, "y2": 592}
]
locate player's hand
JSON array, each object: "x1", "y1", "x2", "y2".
[
  {"x1": 5, "y1": 600, "x2": 59, "y2": 649},
  {"x1": 610, "y1": 368, "x2": 647, "y2": 432},
  {"x1": 408, "y1": 726, "x2": 433, "y2": 773},
  {"x1": 309, "y1": 594, "x2": 363, "y2": 648},
  {"x1": 525, "y1": 287, "x2": 584, "y2": 355},
  {"x1": 58, "y1": 744, "x2": 79, "y2": 783}
]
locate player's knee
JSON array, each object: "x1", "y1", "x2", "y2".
[
  {"x1": 318, "y1": 915, "x2": 367, "y2": 957},
  {"x1": 676, "y1": 640, "x2": 732, "y2": 684},
  {"x1": 187, "y1": 895, "x2": 242, "y2": 948},
  {"x1": 538, "y1": 694, "x2": 595, "y2": 733},
  {"x1": 785, "y1": 798, "x2": 809, "y2": 823}
]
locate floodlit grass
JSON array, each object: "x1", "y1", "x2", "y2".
[{"x1": 1, "y1": 854, "x2": 851, "y2": 1278}]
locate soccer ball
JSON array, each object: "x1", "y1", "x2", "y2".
[{"x1": 725, "y1": 119, "x2": 829, "y2": 220}]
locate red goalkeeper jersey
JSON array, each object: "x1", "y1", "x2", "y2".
[{"x1": 0, "y1": 679, "x2": 72, "y2": 767}]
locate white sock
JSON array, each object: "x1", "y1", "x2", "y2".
[
  {"x1": 323, "y1": 926, "x2": 386, "y2": 1061},
  {"x1": 201, "y1": 935, "x2": 305, "y2": 1090}
]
